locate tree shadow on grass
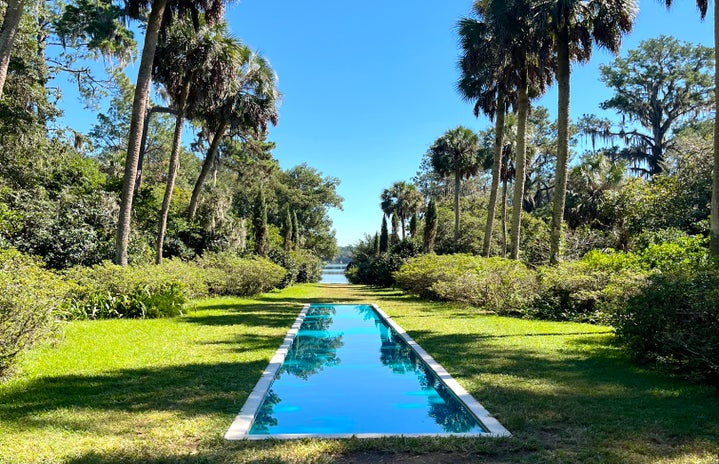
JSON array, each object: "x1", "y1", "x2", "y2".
[
  {"x1": 183, "y1": 302, "x2": 300, "y2": 328},
  {"x1": 0, "y1": 359, "x2": 268, "y2": 426},
  {"x1": 408, "y1": 329, "x2": 719, "y2": 462}
]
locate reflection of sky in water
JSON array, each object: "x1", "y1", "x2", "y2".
[
  {"x1": 249, "y1": 304, "x2": 486, "y2": 435},
  {"x1": 319, "y1": 265, "x2": 349, "y2": 284}
]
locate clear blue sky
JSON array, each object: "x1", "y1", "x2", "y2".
[{"x1": 60, "y1": 1, "x2": 715, "y2": 247}]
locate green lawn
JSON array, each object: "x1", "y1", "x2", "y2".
[{"x1": 1, "y1": 284, "x2": 718, "y2": 464}]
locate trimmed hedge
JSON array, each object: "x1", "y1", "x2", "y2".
[
  {"x1": 532, "y1": 250, "x2": 651, "y2": 322},
  {"x1": 196, "y1": 252, "x2": 286, "y2": 297},
  {"x1": 63, "y1": 262, "x2": 189, "y2": 319},
  {"x1": 394, "y1": 254, "x2": 538, "y2": 314},
  {"x1": 65, "y1": 253, "x2": 286, "y2": 319}
]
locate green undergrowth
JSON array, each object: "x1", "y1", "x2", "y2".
[{"x1": 1, "y1": 284, "x2": 718, "y2": 464}]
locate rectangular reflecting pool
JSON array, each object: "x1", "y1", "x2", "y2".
[{"x1": 225, "y1": 304, "x2": 510, "y2": 439}]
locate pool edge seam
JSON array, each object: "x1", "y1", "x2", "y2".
[
  {"x1": 370, "y1": 304, "x2": 511, "y2": 438},
  {"x1": 224, "y1": 303, "x2": 310, "y2": 440}
]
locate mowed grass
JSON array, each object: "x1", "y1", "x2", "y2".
[{"x1": 1, "y1": 284, "x2": 718, "y2": 464}]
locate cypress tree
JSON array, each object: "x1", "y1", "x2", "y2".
[
  {"x1": 390, "y1": 213, "x2": 400, "y2": 246},
  {"x1": 423, "y1": 198, "x2": 437, "y2": 253},
  {"x1": 253, "y1": 189, "x2": 268, "y2": 257},
  {"x1": 409, "y1": 213, "x2": 418, "y2": 238},
  {"x1": 379, "y1": 216, "x2": 389, "y2": 253},
  {"x1": 291, "y1": 210, "x2": 300, "y2": 251},
  {"x1": 373, "y1": 232, "x2": 380, "y2": 256},
  {"x1": 282, "y1": 209, "x2": 293, "y2": 251}
]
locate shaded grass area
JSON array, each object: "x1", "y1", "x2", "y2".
[{"x1": 1, "y1": 284, "x2": 718, "y2": 463}]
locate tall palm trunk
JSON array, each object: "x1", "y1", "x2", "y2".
[
  {"x1": 0, "y1": 0, "x2": 24, "y2": 98},
  {"x1": 550, "y1": 28, "x2": 571, "y2": 265},
  {"x1": 483, "y1": 94, "x2": 505, "y2": 257},
  {"x1": 712, "y1": 0, "x2": 719, "y2": 256},
  {"x1": 501, "y1": 175, "x2": 509, "y2": 257},
  {"x1": 454, "y1": 167, "x2": 461, "y2": 245},
  {"x1": 115, "y1": 0, "x2": 168, "y2": 265},
  {"x1": 135, "y1": 106, "x2": 176, "y2": 196},
  {"x1": 188, "y1": 117, "x2": 228, "y2": 220},
  {"x1": 510, "y1": 70, "x2": 529, "y2": 260},
  {"x1": 155, "y1": 77, "x2": 192, "y2": 265}
]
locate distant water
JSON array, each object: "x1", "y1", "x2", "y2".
[{"x1": 320, "y1": 263, "x2": 349, "y2": 284}]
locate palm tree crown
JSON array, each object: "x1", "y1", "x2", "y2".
[{"x1": 429, "y1": 126, "x2": 481, "y2": 245}]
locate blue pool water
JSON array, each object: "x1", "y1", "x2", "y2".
[{"x1": 247, "y1": 304, "x2": 487, "y2": 435}]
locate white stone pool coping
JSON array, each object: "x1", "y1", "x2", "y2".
[{"x1": 224, "y1": 303, "x2": 511, "y2": 440}]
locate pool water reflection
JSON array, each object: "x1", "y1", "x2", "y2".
[{"x1": 248, "y1": 304, "x2": 487, "y2": 435}]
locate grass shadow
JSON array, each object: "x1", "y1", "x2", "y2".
[
  {"x1": 407, "y1": 329, "x2": 719, "y2": 462},
  {"x1": 0, "y1": 360, "x2": 269, "y2": 425}
]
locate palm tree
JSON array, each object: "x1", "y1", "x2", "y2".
[
  {"x1": 429, "y1": 126, "x2": 481, "y2": 244},
  {"x1": 542, "y1": 0, "x2": 637, "y2": 265},
  {"x1": 662, "y1": 0, "x2": 717, "y2": 255},
  {"x1": 565, "y1": 152, "x2": 627, "y2": 229},
  {"x1": 457, "y1": 4, "x2": 517, "y2": 257},
  {"x1": 151, "y1": 19, "x2": 240, "y2": 264},
  {"x1": 115, "y1": 0, "x2": 228, "y2": 265},
  {"x1": 476, "y1": 0, "x2": 555, "y2": 260},
  {"x1": 188, "y1": 50, "x2": 280, "y2": 221},
  {"x1": 380, "y1": 181, "x2": 423, "y2": 239}
]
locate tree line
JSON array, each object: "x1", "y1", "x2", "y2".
[{"x1": 349, "y1": 32, "x2": 715, "y2": 282}]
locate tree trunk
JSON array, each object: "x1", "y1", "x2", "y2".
[
  {"x1": 711, "y1": 0, "x2": 719, "y2": 257},
  {"x1": 550, "y1": 30, "x2": 571, "y2": 265},
  {"x1": 135, "y1": 106, "x2": 177, "y2": 196},
  {"x1": 115, "y1": 0, "x2": 168, "y2": 265},
  {"x1": 155, "y1": 77, "x2": 191, "y2": 265},
  {"x1": 0, "y1": 0, "x2": 25, "y2": 98},
  {"x1": 454, "y1": 167, "x2": 461, "y2": 246},
  {"x1": 501, "y1": 176, "x2": 508, "y2": 258},
  {"x1": 483, "y1": 94, "x2": 505, "y2": 257},
  {"x1": 188, "y1": 117, "x2": 228, "y2": 221},
  {"x1": 510, "y1": 70, "x2": 529, "y2": 260}
]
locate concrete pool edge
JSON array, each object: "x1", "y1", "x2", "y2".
[
  {"x1": 224, "y1": 303, "x2": 511, "y2": 440},
  {"x1": 224, "y1": 304, "x2": 310, "y2": 440}
]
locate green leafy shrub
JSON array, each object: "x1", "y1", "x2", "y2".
[
  {"x1": 268, "y1": 248, "x2": 299, "y2": 288},
  {"x1": 267, "y1": 248, "x2": 321, "y2": 287},
  {"x1": 346, "y1": 237, "x2": 421, "y2": 287},
  {"x1": 64, "y1": 262, "x2": 188, "y2": 319},
  {"x1": 533, "y1": 250, "x2": 650, "y2": 322},
  {"x1": 0, "y1": 249, "x2": 68, "y2": 377},
  {"x1": 613, "y1": 266, "x2": 719, "y2": 386},
  {"x1": 157, "y1": 258, "x2": 209, "y2": 299},
  {"x1": 637, "y1": 234, "x2": 709, "y2": 272},
  {"x1": 197, "y1": 252, "x2": 286, "y2": 296},
  {"x1": 294, "y1": 250, "x2": 323, "y2": 283},
  {"x1": 395, "y1": 254, "x2": 538, "y2": 314}
]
